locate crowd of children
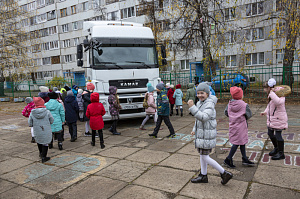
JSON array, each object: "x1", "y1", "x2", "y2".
[{"x1": 23, "y1": 77, "x2": 289, "y2": 186}]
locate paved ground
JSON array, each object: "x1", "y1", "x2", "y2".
[{"x1": 0, "y1": 102, "x2": 300, "y2": 199}]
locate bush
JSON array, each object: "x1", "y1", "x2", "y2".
[{"x1": 46, "y1": 76, "x2": 68, "y2": 89}]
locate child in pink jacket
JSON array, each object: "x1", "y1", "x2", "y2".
[
  {"x1": 224, "y1": 87, "x2": 254, "y2": 168},
  {"x1": 140, "y1": 83, "x2": 157, "y2": 130},
  {"x1": 260, "y1": 78, "x2": 288, "y2": 160},
  {"x1": 22, "y1": 97, "x2": 36, "y2": 143}
]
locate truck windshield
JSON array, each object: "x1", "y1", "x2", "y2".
[{"x1": 93, "y1": 44, "x2": 158, "y2": 69}]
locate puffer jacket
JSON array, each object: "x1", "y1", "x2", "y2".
[
  {"x1": 185, "y1": 83, "x2": 196, "y2": 102},
  {"x1": 167, "y1": 88, "x2": 175, "y2": 104},
  {"x1": 145, "y1": 92, "x2": 156, "y2": 114},
  {"x1": 189, "y1": 95, "x2": 218, "y2": 149},
  {"x1": 22, "y1": 101, "x2": 35, "y2": 117},
  {"x1": 28, "y1": 108, "x2": 54, "y2": 145},
  {"x1": 45, "y1": 99, "x2": 65, "y2": 132},
  {"x1": 108, "y1": 86, "x2": 121, "y2": 116},
  {"x1": 262, "y1": 87, "x2": 288, "y2": 130},
  {"x1": 64, "y1": 95, "x2": 79, "y2": 123},
  {"x1": 173, "y1": 89, "x2": 183, "y2": 106},
  {"x1": 86, "y1": 92, "x2": 106, "y2": 130},
  {"x1": 157, "y1": 88, "x2": 170, "y2": 116},
  {"x1": 76, "y1": 93, "x2": 84, "y2": 111}
]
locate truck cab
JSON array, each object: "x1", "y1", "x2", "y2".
[{"x1": 78, "y1": 21, "x2": 161, "y2": 121}]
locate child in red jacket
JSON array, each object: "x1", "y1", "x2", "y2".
[
  {"x1": 22, "y1": 97, "x2": 36, "y2": 143},
  {"x1": 86, "y1": 92, "x2": 106, "y2": 148}
]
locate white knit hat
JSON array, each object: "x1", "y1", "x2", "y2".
[
  {"x1": 39, "y1": 86, "x2": 49, "y2": 93},
  {"x1": 268, "y1": 78, "x2": 276, "y2": 87}
]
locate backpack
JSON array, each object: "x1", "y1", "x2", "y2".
[{"x1": 143, "y1": 93, "x2": 149, "y2": 109}]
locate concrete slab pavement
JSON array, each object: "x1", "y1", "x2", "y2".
[{"x1": 0, "y1": 102, "x2": 299, "y2": 198}]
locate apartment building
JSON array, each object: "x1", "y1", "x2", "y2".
[{"x1": 18, "y1": 0, "x2": 299, "y2": 82}]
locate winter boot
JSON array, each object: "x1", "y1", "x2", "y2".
[
  {"x1": 191, "y1": 173, "x2": 208, "y2": 183},
  {"x1": 85, "y1": 131, "x2": 92, "y2": 136},
  {"x1": 31, "y1": 137, "x2": 36, "y2": 143},
  {"x1": 109, "y1": 126, "x2": 113, "y2": 133},
  {"x1": 91, "y1": 141, "x2": 95, "y2": 146},
  {"x1": 220, "y1": 170, "x2": 233, "y2": 185},
  {"x1": 100, "y1": 142, "x2": 105, "y2": 149},
  {"x1": 176, "y1": 109, "x2": 179, "y2": 115},
  {"x1": 223, "y1": 158, "x2": 236, "y2": 168},
  {"x1": 41, "y1": 146, "x2": 51, "y2": 163},
  {"x1": 58, "y1": 142, "x2": 63, "y2": 150},
  {"x1": 272, "y1": 141, "x2": 285, "y2": 160},
  {"x1": 49, "y1": 136, "x2": 53, "y2": 149},
  {"x1": 269, "y1": 137, "x2": 278, "y2": 156},
  {"x1": 242, "y1": 157, "x2": 255, "y2": 166}
]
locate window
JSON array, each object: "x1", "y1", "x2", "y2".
[
  {"x1": 83, "y1": 2, "x2": 89, "y2": 11},
  {"x1": 62, "y1": 39, "x2": 70, "y2": 48},
  {"x1": 252, "y1": 28, "x2": 264, "y2": 41},
  {"x1": 227, "y1": 31, "x2": 236, "y2": 43},
  {"x1": 245, "y1": 28, "x2": 264, "y2": 41},
  {"x1": 51, "y1": 56, "x2": 60, "y2": 64},
  {"x1": 62, "y1": 24, "x2": 69, "y2": 32},
  {"x1": 36, "y1": 13, "x2": 47, "y2": 23},
  {"x1": 49, "y1": 26, "x2": 57, "y2": 35},
  {"x1": 224, "y1": 7, "x2": 235, "y2": 20},
  {"x1": 60, "y1": 8, "x2": 67, "y2": 17},
  {"x1": 73, "y1": 22, "x2": 78, "y2": 30},
  {"x1": 107, "y1": 11, "x2": 118, "y2": 21},
  {"x1": 225, "y1": 55, "x2": 237, "y2": 67},
  {"x1": 42, "y1": 57, "x2": 51, "y2": 65},
  {"x1": 276, "y1": 0, "x2": 283, "y2": 11},
  {"x1": 32, "y1": 44, "x2": 41, "y2": 53},
  {"x1": 74, "y1": 37, "x2": 80, "y2": 46},
  {"x1": 246, "y1": 52, "x2": 264, "y2": 65},
  {"x1": 50, "y1": 41, "x2": 59, "y2": 50},
  {"x1": 46, "y1": 0, "x2": 55, "y2": 6},
  {"x1": 37, "y1": 0, "x2": 46, "y2": 8},
  {"x1": 30, "y1": 16, "x2": 37, "y2": 26},
  {"x1": 180, "y1": 60, "x2": 189, "y2": 70},
  {"x1": 65, "y1": 55, "x2": 72, "y2": 63},
  {"x1": 276, "y1": 21, "x2": 286, "y2": 37},
  {"x1": 276, "y1": 49, "x2": 285, "y2": 63},
  {"x1": 121, "y1": 7, "x2": 135, "y2": 19},
  {"x1": 42, "y1": 42, "x2": 50, "y2": 50},
  {"x1": 47, "y1": 10, "x2": 56, "y2": 20},
  {"x1": 246, "y1": 1, "x2": 263, "y2": 17},
  {"x1": 71, "y1": 5, "x2": 76, "y2": 14}
]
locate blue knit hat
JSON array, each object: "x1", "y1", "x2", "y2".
[
  {"x1": 156, "y1": 83, "x2": 165, "y2": 90},
  {"x1": 147, "y1": 82, "x2": 154, "y2": 92}
]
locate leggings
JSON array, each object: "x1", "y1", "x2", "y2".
[
  {"x1": 141, "y1": 114, "x2": 156, "y2": 126},
  {"x1": 85, "y1": 121, "x2": 90, "y2": 133},
  {"x1": 227, "y1": 144, "x2": 247, "y2": 159},
  {"x1": 200, "y1": 155, "x2": 225, "y2": 175},
  {"x1": 268, "y1": 128, "x2": 284, "y2": 142}
]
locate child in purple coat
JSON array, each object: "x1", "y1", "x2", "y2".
[
  {"x1": 224, "y1": 86, "x2": 254, "y2": 168},
  {"x1": 22, "y1": 97, "x2": 36, "y2": 143},
  {"x1": 108, "y1": 86, "x2": 122, "y2": 135}
]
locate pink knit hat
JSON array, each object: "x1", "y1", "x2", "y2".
[
  {"x1": 86, "y1": 82, "x2": 95, "y2": 91},
  {"x1": 230, "y1": 86, "x2": 243, "y2": 100},
  {"x1": 33, "y1": 97, "x2": 46, "y2": 108}
]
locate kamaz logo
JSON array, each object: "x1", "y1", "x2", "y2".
[{"x1": 120, "y1": 82, "x2": 139, "y2": 87}]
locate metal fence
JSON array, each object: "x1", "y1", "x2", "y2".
[
  {"x1": 160, "y1": 66, "x2": 300, "y2": 99},
  {"x1": 0, "y1": 79, "x2": 75, "y2": 99}
]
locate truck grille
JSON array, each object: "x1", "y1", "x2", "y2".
[{"x1": 120, "y1": 108, "x2": 145, "y2": 114}]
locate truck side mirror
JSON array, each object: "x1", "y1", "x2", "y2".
[
  {"x1": 161, "y1": 45, "x2": 166, "y2": 58},
  {"x1": 77, "y1": 60, "x2": 83, "y2": 67},
  {"x1": 77, "y1": 45, "x2": 83, "y2": 60}
]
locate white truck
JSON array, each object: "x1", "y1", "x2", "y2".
[{"x1": 77, "y1": 21, "x2": 165, "y2": 121}]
